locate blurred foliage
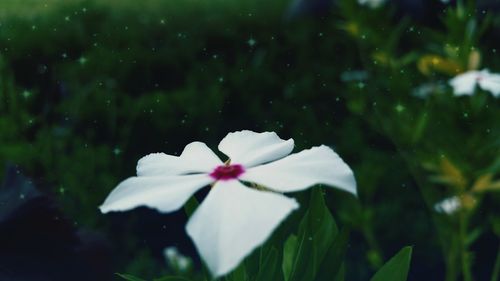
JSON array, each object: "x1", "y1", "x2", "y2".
[{"x1": 0, "y1": 0, "x2": 499, "y2": 280}]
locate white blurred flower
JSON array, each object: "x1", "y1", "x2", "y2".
[
  {"x1": 358, "y1": 0, "x2": 386, "y2": 9},
  {"x1": 341, "y1": 70, "x2": 368, "y2": 82},
  {"x1": 449, "y1": 69, "x2": 500, "y2": 97},
  {"x1": 100, "y1": 130, "x2": 356, "y2": 277},
  {"x1": 411, "y1": 82, "x2": 446, "y2": 99},
  {"x1": 434, "y1": 196, "x2": 461, "y2": 214},
  {"x1": 177, "y1": 256, "x2": 191, "y2": 271},
  {"x1": 163, "y1": 246, "x2": 192, "y2": 272},
  {"x1": 164, "y1": 247, "x2": 179, "y2": 261}
]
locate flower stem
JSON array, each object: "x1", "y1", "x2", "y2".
[
  {"x1": 362, "y1": 224, "x2": 384, "y2": 268},
  {"x1": 490, "y1": 244, "x2": 500, "y2": 281},
  {"x1": 459, "y1": 210, "x2": 473, "y2": 281},
  {"x1": 444, "y1": 235, "x2": 459, "y2": 281}
]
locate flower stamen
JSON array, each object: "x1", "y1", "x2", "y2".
[{"x1": 210, "y1": 164, "x2": 245, "y2": 181}]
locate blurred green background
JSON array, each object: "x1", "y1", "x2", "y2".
[{"x1": 0, "y1": 0, "x2": 499, "y2": 280}]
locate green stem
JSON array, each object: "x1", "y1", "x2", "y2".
[
  {"x1": 362, "y1": 224, "x2": 384, "y2": 268},
  {"x1": 369, "y1": 106, "x2": 461, "y2": 280},
  {"x1": 444, "y1": 236, "x2": 459, "y2": 281},
  {"x1": 490, "y1": 244, "x2": 500, "y2": 281},
  {"x1": 459, "y1": 210, "x2": 473, "y2": 281}
]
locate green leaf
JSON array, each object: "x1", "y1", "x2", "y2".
[
  {"x1": 492, "y1": 218, "x2": 500, "y2": 236},
  {"x1": 370, "y1": 246, "x2": 413, "y2": 281},
  {"x1": 242, "y1": 241, "x2": 284, "y2": 281},
  {"x1": 282, "y1": 235, "x2": 298, "y2": 281},
  {"x1": 288, "y1": 188, "x2": 338, "y2": 281},
  {"x1": 116, "y1": 273, "x2": 147, "y2": 281},
  {"x1": 255, "y1": 247, "x2": 280, "y2": 281},
  {"x1": 154, "y1": 277, "x2": 192, "y2": 281},
  {"x1": 184, "y1": 196, "x2": 200, "y2": 217},
  {"x1": 225, "y1": 262, "x2": 247, "y2": 281},
  {"x1": 314, "y1": 228, "x2": 350, "y2": 281},
  {"x1": 333, "y1": 264, "x2": 345, "y2": 281}
]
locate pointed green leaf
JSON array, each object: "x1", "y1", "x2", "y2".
[
  {"x1": 225, "y1": 262, "x2": 247, "y2": 281},
  {"x1": 282, "y1": 234, "x2": 298, "y2": 281},
  {"x1": 184, "y1": 196, "x2": 200, "y2": 217},
  {"x1": 255, "y1": 247, "x2": 280, "y2": 281},
  {"x1": 154, "y1": 277, "x2": 192, "y2": 281},
  {"x1": 116, "y1": 273, "x2": 147, "y2": 281},
  {"x1": 333, "y1": 264, "x2": 345, "y2": 281},
  {"x1": 314, "y1": 228, "x2": 350, "y2": 281},
  {"x1": 370, "y1": 246, "x2": 413, "y2": 281},
  {"x1": 288, "y1": 188, "x2": 338, "y2": 281}
]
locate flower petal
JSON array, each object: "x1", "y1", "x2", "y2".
[
  {"x1": 137, "y1": 142, "x2": 223, "y2": 176},
  {"x1": 218, "y1": 130, "x2": 294, "y2": 167},
  {"x1": 449, "y1": 71, "x2": 479, "y2": 96},
  {"x1": 478, "y1": 72, "x2": 500, "y2": 97},
  {"x1": 186, "y1": 180, "x2": 298, "y2": 277},
  {"x1": 99, "y1": 174, "x2": 212, "y2": 213},
  {"x1": 240, "y1": 145, "x2": 356, "y2": 195}
]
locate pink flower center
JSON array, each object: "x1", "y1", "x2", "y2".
[{"x1": 209, "y1": 164, "x2": 245, "y2": 181}]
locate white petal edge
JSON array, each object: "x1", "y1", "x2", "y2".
[
  {"x1": 186, "y1": 180, "x2": 299, "y2": 277},
  {"x1": 137, "y1": 142, "x2": 223, "y2": 176},
  {"x1": 240, "y1": 145, "x2": 357, "y2": 195},
  {"x1": 218, "y1": 130, "x2": 294, "y2": 167},
  {"x1": 99, "y1": 174, "x2": 212, "y2": 213}
]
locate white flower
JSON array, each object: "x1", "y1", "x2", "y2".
[
  {"x1": 164, "y1": 246, "x2": 180, "y2": 261},
  {"x1": 449, "y1": 69, "x2": 500, "y2": 97},
  {"x1": 434, "y1": 196, "x2": 461, "y2": 214},
  {"x1": 177, "y1": 256, "x2": 191, "y2": 271},
  {"x1": 164, "y1": 246, "x2": 192, "y2": 272},
  {"x1": 411, "y1": 82, "x2": 446, "y2": 99},
  {"x1": 100, "y1": 130, "x2": 356, "y2": 277},
  {"x1": 358, "y1": 0, "x2": 386, "y2": 9},
  {"x1": 341, "y1": 70, "x2": 368, "y2": 82}
]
